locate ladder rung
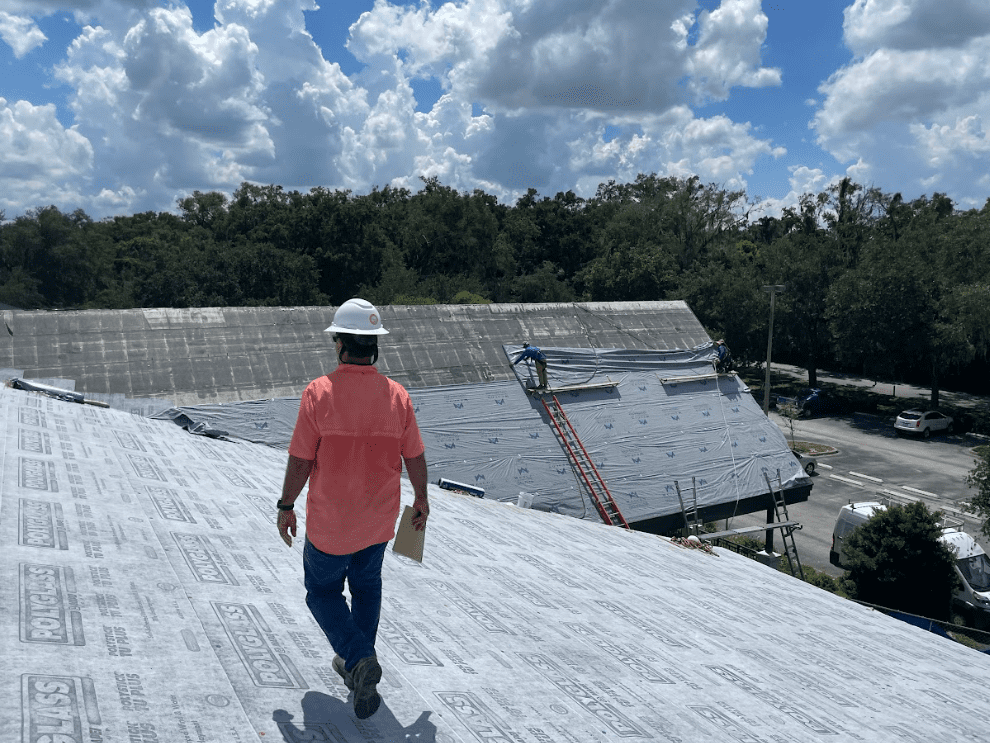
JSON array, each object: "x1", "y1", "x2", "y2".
[{"x1": 543, "y1": 396, "x2": 628, "y2": 529}]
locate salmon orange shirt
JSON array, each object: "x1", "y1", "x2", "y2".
[{"x1": 288, "y1": 364, "x2": 425, "y2": 555}]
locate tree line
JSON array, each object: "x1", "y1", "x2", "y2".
[{"x1": 2, "y1": 174, "x2": 990, "y2": 405}]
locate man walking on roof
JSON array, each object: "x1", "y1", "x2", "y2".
[
  {"x1": 276, "y1": 298, "x2": 429, "y2": 720},
  {"x1": 513, "y1": 342, "x2": 548, "y2": 390}
]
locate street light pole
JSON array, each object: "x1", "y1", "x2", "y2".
[{"x1": 762, "y1": 284, "x2": 786, "y2": 415}]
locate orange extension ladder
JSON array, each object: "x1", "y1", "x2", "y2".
[{"x1": 541, "y1": 394, "x2": 629, "y2": 529}]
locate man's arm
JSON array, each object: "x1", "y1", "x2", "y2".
[
  {"x1": 281, "y1": 454, "x2": 313, "y2": 504},
  {"x1": 277, "y1": 454, "x2": 313, "y2": 547},
  {"x1": 403, "y1": 453, "x2": 430, "y2": 531}
]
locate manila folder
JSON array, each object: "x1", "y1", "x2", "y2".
[{"x1": 392, "y1": 506, "x2": 425, "y2": 562}]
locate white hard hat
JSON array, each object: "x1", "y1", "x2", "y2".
[{"x1": 324, "y1": 298, "x2": 389, "y2": 335}]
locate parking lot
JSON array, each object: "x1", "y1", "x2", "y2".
[{"x1": 723, "y1": 409, "x2": 988, "y2": 577}]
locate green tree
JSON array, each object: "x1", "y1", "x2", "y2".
[
  {"x1": 452, "y1": 290, "x2": 491, "y2": 304},
  {"x1": 576, "y1": 235, "x2": 677, "y2": 301},
  {"x1": 402, "y1": 177, "x2": 502, "y2": 284},
  {"x1": 178, "y1": 190, "x2": 229, "y2": 231},
  {"x1": 843, "y1": 501, "x2": 960, "y2": 620},
  {"x1": 966, "y1": 448, "x2": 990, "y2": 539},
  {"x1": 589, "y1": 174, "x2": 748, "y2": 271},
  {"x1": 304, "y1": 186, "x2": 407, "y2": 304},
  {"x1": 828, "y1": 193, "x2": 990, "y2": 406},
  {"x1": 757, "y1": 194, "x2": 848, "y2": 387},
  {"x1": 674, "y1": 241, "x2": 764, "y2": 366},
  {"x1": 512, "y1": 261, "x2": 575, "y2": 302},
  {"x1": 511, "y1": 188, "x2": 594, "y2": 280},
  {"x1": 0, "y1": 266, "x2": 44, "y2": 308},
  {"x1": 0, "y1": 206, "x2": 111, "y2": 308}
]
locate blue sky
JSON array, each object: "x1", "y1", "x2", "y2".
[{"x1": 2, "y1": 0, "x2": 990, "y2": 220}]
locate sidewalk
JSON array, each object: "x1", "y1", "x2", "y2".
[{"x1": 770, "y1": 362, "x2": 989, "y2": 412}]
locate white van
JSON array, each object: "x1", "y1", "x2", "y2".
[
  {"x1": 829, "y1": 501, "x2": 884, "y2": 567},
  {"x1": 940, "y1": 528, "x2": 990, "y2": 625},
  {"x1": 830, "y1": 501, "x2": 990, "y2": 626}
]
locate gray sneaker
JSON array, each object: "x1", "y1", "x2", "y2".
[
  {"x1": 350, "y1": 655, "x2": 382, "y2": 719},
  {"x1": 332, "y1": 655, "x2": 354, "y2": 691}
]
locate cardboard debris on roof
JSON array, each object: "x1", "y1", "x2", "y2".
[{"x1": 2, "y1": 385, "x2": 990, "y2": 742}]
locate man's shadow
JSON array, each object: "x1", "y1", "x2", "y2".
[{"x1": 274, "y1": 691, "x2": 436, "y2": 743}]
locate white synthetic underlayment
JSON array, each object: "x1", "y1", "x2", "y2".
[{"x1": 3, "y1": 385, "x2": 990, "y2": 743}]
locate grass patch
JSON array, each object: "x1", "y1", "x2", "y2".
[{"x1": 790, "y1": 441, "x2": 836, "y2": 456}]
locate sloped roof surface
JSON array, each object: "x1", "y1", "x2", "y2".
[
  {"x1": 3, "y1": 385, "x2": 990, "y2": 742},
  {"x1": 1, "y1": 302, "x2": 708, "y2": 405},
  {"x1": 154, "y1": 344, "x2": 809, "y2": 528}
]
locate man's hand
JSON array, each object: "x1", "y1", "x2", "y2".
[
  {"x1": 403, "y1": 453, "x2": 430, "y2": 531},
  {"x1": 277, "y1": 455, "x2": 312, "y2": 548},
  {"x1": 278, "y1": 509, "x2": 297, "y2": 547},
  {"x1": 412, "y1": 495, "x2": 430, "y2": 531}
]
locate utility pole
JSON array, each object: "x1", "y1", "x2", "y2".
[{"x1": 762, "y1": 285, "x2": 786, "y2": 415}]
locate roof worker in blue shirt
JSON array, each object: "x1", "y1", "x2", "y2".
[
  {"x1": 513, "y1": 342, "x2": 548, "y2": 390},
  {"x1": 714, "y1": 339, "x2": 731, "y2": 373}
]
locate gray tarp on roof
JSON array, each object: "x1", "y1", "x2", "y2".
[{"x1": 161, "y1": 343, "x2": 809, "y2": 528}]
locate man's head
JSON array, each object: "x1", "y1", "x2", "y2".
[
  {"x1": 324, "y1": 298, "x2": 388, "y2": 365},
  {"x1": 333, "y1": 333, "x2": 378, "y2": 364}
]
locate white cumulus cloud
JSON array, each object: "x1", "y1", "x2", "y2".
[
  {"x1": 0, "y1": 97, "x2": 93, "y2": 214},
  {"x1": 2, "y1": 0, "x2": 788, "y2": 217},
  {"x1": 753, "y1": 165, "x2": 839, "y2": 219},
  {"x1": 813, "y1": 0, "x2": 990, "y2": 206},
  {"x1": 686, "y1": 0, "x2": 781, "y2": 103},
  {"x1": 0, "y1": 12, "x2": 47, "y2": 57},
  {"x1": 843, "y1": 0, "x2": 990, "y2": 54}
]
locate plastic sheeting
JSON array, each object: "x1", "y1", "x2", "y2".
[
  {"x1": 161, "y1": 344, "x2": 809, "y2": 528},
  {"x1": 153, "y1": 397, "x2": 302, "y2": 448},
  {"x1": 423, "y1": 344, "x2": 811, "y2": 523}
]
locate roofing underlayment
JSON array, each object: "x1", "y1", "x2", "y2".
[
  {"x1": 4, "y1": 384, "x2": 990, "y2": 743},
  {"x1": 157, "y1": 344, "x2": 810, "y2": 532},
  {"x1": 1, "y1": 302, "x2": 808, "y2": 530}
]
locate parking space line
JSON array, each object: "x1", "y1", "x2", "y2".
[
  {"x1": 816, "y1": 462, "x2": 833, "y2": 470},
  {"x1": 880, "y1": 489, "x2": 919, "y2": 502},
  {"x1": 850, "y1": 471, "x2": 882, "y2": 483},
  {"x1": 831, "y1": 474, "x2": 864, "y2": 487}
]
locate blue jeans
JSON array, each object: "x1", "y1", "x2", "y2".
[{"x1": 303, "y1": 538, "x2": 387, "y2": 671}]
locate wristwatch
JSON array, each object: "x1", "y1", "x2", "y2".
[{"x1": 277, "y1": 500, "x2": 294, "y2": 511}]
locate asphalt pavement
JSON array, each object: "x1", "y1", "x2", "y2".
[
  {"x1": 725, "y1": 364, "x2": 990, "y2": 578},
  {"x1": 770, "y1": 362, "x2": 990, "y2": 414}
]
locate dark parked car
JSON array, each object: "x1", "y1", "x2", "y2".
[{"x1": 777, "y1": 388, "x2": 841, "y2": 417}]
